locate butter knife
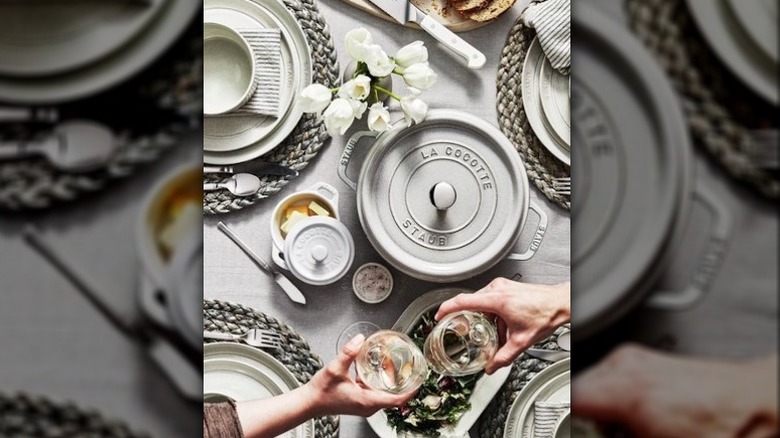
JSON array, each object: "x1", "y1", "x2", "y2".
[
  {"x1": 525, "y1": 348, "x2": 570, "y2": 362},
  {"x1": 217, "y1": 222, "x2": 307, "y2": 305},
  {"x1": 204, "y1": 161, "x2": 298, "y2": 178}
]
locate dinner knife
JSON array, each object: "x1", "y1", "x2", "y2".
[
  {"x1": 217, "y1": 222, "x2": 307, "y2": 305},
  {"x1": 525, "y1": 348, "x2": 570, "y2": 362},
  {"x1": 367, "y1": 0, "x2": 486, "y2": 69},
  {"x1": 204, "y1": 161, "x2": 298, "y2": 178}
]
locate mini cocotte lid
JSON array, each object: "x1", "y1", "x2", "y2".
[{"x1": 284, "y1": 216, "x2": 355, "y2": 286}]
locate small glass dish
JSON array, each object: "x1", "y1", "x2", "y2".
[{"x1": 352, "y1": 262, "x2": 393, "y2": 304}]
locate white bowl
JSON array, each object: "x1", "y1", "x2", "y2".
[{"x1": 203, "y1": 21, "x2": 256, "y2": 115}]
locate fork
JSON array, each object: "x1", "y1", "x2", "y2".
[
  {"x1": 204, "y1": 328, "x2": 283, "y2": 349},
  {"x1": 743, "y1": 129, "x2": 779, "y2": 169},
  {"x1": 553, "y1": 177, "x2": 571, "y2": 195}
]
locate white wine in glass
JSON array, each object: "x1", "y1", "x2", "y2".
[
  {"x1": 424, "y1": 311, "x2": 498, "y2": 376},
  {"x1": 355, "y1": 330, "x2": 428, "y2": 394}
]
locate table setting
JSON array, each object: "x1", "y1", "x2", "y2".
[
  {"x1": 0, "y1": 0, "x2": 201, "y2": 211},
  {"x1": 203, "y1": 0, "x2": 572, "y2": 436}
]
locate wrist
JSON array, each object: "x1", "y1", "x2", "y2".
[
  {"x1": 549, "y1": 281, "x2": 571, "y2": 327},
  {"x1": 300, "y1": 381, "x2": 327, "y2": 417}
]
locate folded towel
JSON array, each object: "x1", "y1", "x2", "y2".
[
  {"x1": 232, "y1": 28, "x2": 282, "y2": 117},
  {"x1": 533, "y1": 401, "x2": 570, "y2": 438},
  {"x1": 522, "y1": 0, "x2": 570, "y2": 75}
]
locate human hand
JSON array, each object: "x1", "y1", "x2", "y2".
[
  {"x1": 434, "y1": 278, "x2": 570, "y2": 374},
  {"x1": 304, "y1": 334, "x2": 417, "y2": 417},
  {"x1": 573, "y1": 344, "x2": 778, "y2": 438}
]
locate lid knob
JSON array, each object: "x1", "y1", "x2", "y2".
[
  {"x1": 311, "y1": 245, "x2": 329, "y2": 263},
  {"x1": 431, "y1": 182, "x2": 457, "y2": 211}
]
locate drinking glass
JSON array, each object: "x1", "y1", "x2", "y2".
[
  {"x1": 336, "y1": 321, "x2": 381, "y2": 353},
  {"x1": 423, "y1": 311, "x2": 498, "y2": 376},
  {"x1": 355, "y1": 330, "x2": 429, "y2": 394}
]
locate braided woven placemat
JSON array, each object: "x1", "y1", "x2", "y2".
[
  {"x1": 497, "y1": 16, "x2": 571, "y2": 211},
  {"x1": 0, "y1": 20, "x2": 201, "y2": 212},
  {"x1": 202, "y1": 0, "x2": 340, "y2": 215},
  {"x1": 203, "y1": 300, "x2": 340, "y2": 438},
  {"x1": 477, "y1": 325, "x2": 569, "y2": 438},
  {"x1": 0, "y1": 393, "x2": 150, "y2": 437},
  {"x1": 626, "y1": 0, "x2": 779, "y2": 199}
]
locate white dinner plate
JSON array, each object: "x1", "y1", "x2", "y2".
[
  {"x1": 540, "y1": 59, "x2": 571, "y2": 147},
  {"x1": 503, "y1": 358, "x2": 570, "y2": 438},
  {"x1": 685, "y1": 0, "x2": 778, "y2": 105},
  {"x1": 522, "y1": 37, "x2": 571, "y2": 166},
  {"x1": 0, "y1": 0, "x2": 167, "y2": 76},
  {"x1": 0, "y1": 0, "x2": 199, "y2": 104},
  {"x1": 725, "y1": 0, "x2": 778, "y2": 64},
  {"x1": 204, "y1": 342, "x2": 315, "y2": 438},
  {"x1": 366, "y1": 289, "x2": 513, "y2": 438},
  {"x1": 203, "y1": 0, "x2": 312, "y2": 164}
]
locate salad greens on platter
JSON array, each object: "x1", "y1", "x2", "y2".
[{"x1": 385, "y1": 311, "x2": 481, "y2": 437}]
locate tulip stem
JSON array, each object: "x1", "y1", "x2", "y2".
[{"x1": 374, "y1": 85, "x2": 400, "y2": 101}]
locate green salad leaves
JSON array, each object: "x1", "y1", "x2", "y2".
[{"x1": 385, "y1": 312, "x2": 481, "y2": 437}]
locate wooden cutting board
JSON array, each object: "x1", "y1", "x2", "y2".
[{"x1": 339, "y1": 0, "x2": 489, "y2": 32}]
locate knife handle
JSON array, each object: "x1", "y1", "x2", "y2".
[
  {"x1": 217, "y1": 222, "x2": 273, "y2": 273},
  {"x1": 203, "y1": 165, "x2": 229, "y2": 173},
  {"x1": 418, "y1": 14, "x2": 486, "y2": 69}
]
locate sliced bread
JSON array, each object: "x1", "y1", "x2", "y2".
[
  {"x1": 450, "y1": 0, "x2": 491, "y2": 12},
  {"x1": 462, "y1": 0, "x2": 516, "y2": 22}
]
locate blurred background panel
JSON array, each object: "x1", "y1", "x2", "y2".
[
  {"x1": 0, "y1": 1, "x2": 202, "y2": 437},
  {"x1": 571, "y1": 0, "x2": 777, "y2": 436}
]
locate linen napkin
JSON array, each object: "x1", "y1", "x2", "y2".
[
  {"x1": 533, "y1": 401, "x2": 570, "y2": 438},
  {"x1": 231, "y1": 28, "x2": 282, "y2": 117},
  {"x1": 522, "y1": 0, "x2": 570, "y2": 75}
]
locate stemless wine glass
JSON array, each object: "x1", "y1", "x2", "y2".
[
  {"x1": 355, "y1": 330, "x2": 429, "y2": 394},
  {"x1": 336, "y1": 321, "x2": 381, "y2": 354},
  {"x1": 423, "y1": 311, "x2": 498, "y2": 376}
]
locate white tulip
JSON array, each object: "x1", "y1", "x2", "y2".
[
  {"x1": 363, "y1": 44, "x2": 396, "y2": 77},
  {"x1": 402, "y1": 63, "x2": 438, "y2": 91},
  {"x1": 299, "y1": 83, "x2": 333, "y2": 113},
  {"x1": 350, "y1": 99, "x2": 368, "y2": 119},
  {"x1": 344, "y1": 28, "x2": 373, "y2": 61},
  {"x1": 400, "y1": 95, "x2": 428, "y2": 125},
  {"x1": 338, "y1": 75, "x2": 372, "y2": 101},
  {"x1": 367, "y1": 102, "x2": 391, "y2": 132},
  {"x1": 322, "y1": 98, "x2": 356, "y2": 136},
  {"x1": 394, "y1": 41, "x2": 428, "y2": 68}
]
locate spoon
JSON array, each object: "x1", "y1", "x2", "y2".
[
  {"x1": 557, "y1": 330, "x2": 571, "y2": 351},
  {"x1": 0, "y1": 120, "x2": 117, "y2": 172},
  {"x1": 203, "y1": 173, "x2": 260, "y2": 197}
]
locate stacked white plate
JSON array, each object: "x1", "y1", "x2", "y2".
[
  {"x1": 204, "y1": 342, "x2": 315, "y2": 438},
  {"x1": 686, "y1": 0, "x2": 778, "y2": 105},
  {"x1": 522, "y1": 37, "x2": 571, "y2": 166},
  {"x1": 203, "y1": 0, "x2": 313, "y2": 165},
  {"x1": 503, "y1": 358, "x2": 570, "y2": 438},
  {"x1": 0, "y1": 0, "x2": 199, "y2": 103}
]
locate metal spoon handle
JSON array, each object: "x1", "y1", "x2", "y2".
[
  {"x1": 0, "y1": 139, "x2": 35, "y2": 159},
  {"x1": 203, "y1": 182, "x2": 222, "y2": 191}
]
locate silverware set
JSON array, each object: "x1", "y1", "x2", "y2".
[
  {"x1": 203, "y1": 161, "x2": 298, "y2": 197},
  {"x1": 553, "y1": 177, "x2": 571, "y2": 195},
  {"x1": 524, "y1": 329, "x2": 571, "y2": 363},
  {"x1": 204, "y1": 329, "x2": 283, "y2": 349},
  {"x1": 0, "y1": 120, "x2": 119, "y2": 172}
]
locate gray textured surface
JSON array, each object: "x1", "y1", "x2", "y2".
[{"x1": 0, "y1": 133, "x2": 201, "y2": 438}]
